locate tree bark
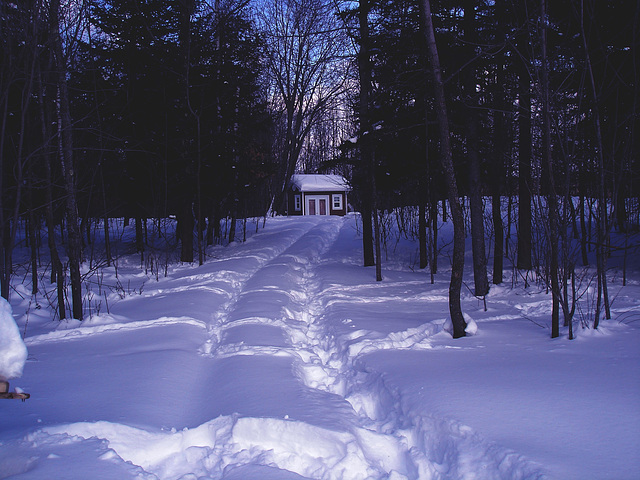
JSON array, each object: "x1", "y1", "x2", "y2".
[
  {"x1": 51, "y1": 0, "x2": 83, "y2": 319},
  {"x1": 38, "y1": 67, "x2": 66, "y2": 319},
  {"x1": 179, "y1": 199, "x2": 194, "y2": 262},
  {"x1": 358, "y1": 0, "x2": 375, "y2": 267},
  {"x1": 136, "y1": 217, "x2": 144, "y2": 254},
  {"x1": 0, "y1": 3, "x2": 39, "y2": 299},
  {"x1": 491, "y1": 0, "x2": 508, "y2": 285},
  {"x1": 430, "y1": 195, "x2": 438, "y2": 280},
  {"x1": 419, "y1": 202, "x2": 428, "y2": 269},
  {"x1": 27, "y1": 179, "x2": 38, "y2": 295},
  {"x1": 373, "y1": 197, "x2": 382, "y2": 282},
  {"x1": 464, "y1": 0, "x2": 489, "y2": 297},
  {"x1": 420, "y1": 0, "x2": 467, "y2": 338},
  {"x1": 419, "y1": 104, "x2": 429, "y2": 271},
  {"x1": 541, "y1": 0, "x2": 560, "y2": 338},
  {"x1": 517, "y1": 25, "x2": 533, "y2": 271},
  {"x1": 580, "y1": 0, "x2": 610, "y2": 327}
]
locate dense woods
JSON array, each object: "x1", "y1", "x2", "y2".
[{"x1": 1, "y1": 0, "x2": 637, "y2": 336}]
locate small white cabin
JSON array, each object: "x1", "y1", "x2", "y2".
[{"x1": 287, "y1": 174, "x2": 350, "y2": 216}]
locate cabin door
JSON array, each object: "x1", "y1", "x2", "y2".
[
  {"x1": 305, "y1": 195, "x2": 330, "y2": 215},
  {"x1": 319, "y1": 199, "x2": 327, "y2": 215}
]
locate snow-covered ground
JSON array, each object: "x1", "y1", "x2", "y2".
[{"x1": 1, "y1": 214, "x2": 639, "y2": 479}]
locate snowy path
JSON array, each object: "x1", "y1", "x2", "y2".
[
  {"x1": 44, "y1": 215, "x2": 539, "y2": 480},
  {"x1": 4, "y1": 217, "x2": 456, "y2": 479},
  {"x1": 4, "y1": 215, "x2": 635, "y2": 479},
  {"x1": 192, "y1": 217, "x2": 416, "y2": 478}
]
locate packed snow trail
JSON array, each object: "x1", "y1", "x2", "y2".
[{"x1": 2, "y1": 216, "x2": 554, "y2": 479}]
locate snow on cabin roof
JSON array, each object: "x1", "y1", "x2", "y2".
[{"x1": 290, "y1": 174, "x2": 350, "y2": 192}]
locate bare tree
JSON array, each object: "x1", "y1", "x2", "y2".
[
  {"x1": 419, "y1": 0, "x2": 467, "y2": 338},
  {"x1": 516, "y1": 4, "x2": 533, "y2": 273},
  {"x1": 0, "y1": 2, "x2": 33, "y2": 299},
  {"x1": 463, "y1": 0, "x2": 489, "y2": 297},
  {"x1": 580, "y1": 0, "x2": 611, "y2": 328},
  {"x1": 357, "y1": 0, "x2": 375, "y2": 268},
  {"x1": 51, "y1": 0, "x2": 84, "y2": 320},
  {"x1": 539, "y1": 0, "x2": 560, "y2": 337},
  {"x1": 257, "y1": 0, "x2": 349, "y2": 213}
]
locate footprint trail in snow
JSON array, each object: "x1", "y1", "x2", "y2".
[{"x1": 22, "y1": 217, "x2": 547, "y2": 480}]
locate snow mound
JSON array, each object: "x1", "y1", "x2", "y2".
[
  {"x1": 0, "y1": 296, "x2": 28, "y2": 380},
  {"x1": 442, "y1": 313, "x2": 478, "y2": 337},
  {"x1": 42, "y1": 416, "x2": 416, "y2": 480}
]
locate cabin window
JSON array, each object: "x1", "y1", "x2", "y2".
[
  {"x1": 294, "y1": 195, "x2": 301, "y2": 211},
  {"x1": 332, "y1": 194, "x2": 343, "y2": 210}
]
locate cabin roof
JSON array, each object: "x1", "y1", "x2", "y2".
[{"x1": 290, "y1": 174, "x2": 350, "y2": 192}]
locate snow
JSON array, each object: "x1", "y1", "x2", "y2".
[
  {"x1": 290, "y1": 174, "x2": 350, "y2": 192},
  {"x1": 0, "y1": 296, "x2": 27, "y2": 380},
  {"x1": 1, "y1": 214, "x2": 639, "y2": 479}
]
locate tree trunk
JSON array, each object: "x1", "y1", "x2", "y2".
[
  {"x1": 430, "y1": 193, "x2": 438, "y2": 281},
  {"x1": 1, "y1": 10, "x2": 37, "y2": 299},
  {"x1": 541, "y1": 0, "x2": 560, "y2": 338},
  {"x1": 0, "y1": 66, "x2": 7, "y2": 300},
  {"x1": 37, "y1": 65, "x2": 65, "y2": 318},
  {"x1": 51, "y1": 0, "x2": 82, "y2": 320},
  {"x1": 358, "y1": 0, "x2": 375, "y2": 267},
  {"x1": 464, "y1": 0, "x2": 489, "y2": 297},
  {"x1": 580, "y1": 0, "x2": 610, "y2": 327},
  {"x1": 491, "y1": 0, "x2": 507, "y2": 285},
  {"x1": 28, "y1": 197, "x2": 38, "y2": 295},
  {"x1": 372, "y1": 171, "x2": 382, "y2": 282},
  {"x1": 206, "y1": 212, "x2": 215, "y2": 246},
  {"x1": 420, "y1": 0, "x2": 466, "y2": 338},
  {"x1": 517, "y1": 28, "x2": 533, "y2": 271},
  {"x1": 179, "y1": 200, "x2": 194, "y2": 263},
  {"x1": 419, "y1": 202, "x2": 428, "y2": 269},
  {"x1": 100, "y1": 169, "x2": 112, "y2": 267},
  {"x1": 419, "y1": 103, "x2": 429, "y2": 271},
  {"x1": 579, "y1": 194, "x2": 589, "y2": 266},
  {"x1": 136, "y1": 217, "x2": 144, "y2": 254}
]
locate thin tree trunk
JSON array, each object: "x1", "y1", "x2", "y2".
[
  {"x1": 28, "y1": 191, "x2": 38, "y2": 295},
  {"x1": 136, "y1": 217, "x2": 144, "y2": 254},
  {"x1": 52, "y1": 0, "x2": 83, "y2": 320},
  {"x1": 464, "y1": 0, "x2": 489, "y2": 297},
  {"x1": 100, "y1": 169, "x2": 111, "y2": 266},
  {"x1": 517, "y1": 29, "x2": 533, "y2": 271},
  {"x1": 179, "y1": 200, "x2": 194, "y2": 262},
  {"x1": 419, "y1": 103, "x2": 429, "y2": 270},
  {"x1": 373, "y1": 171, "x2": 382, "y2": 282},
  {"x1": 580, "y1": 0, "x2": 610, "y2": 326},
  {"x1": 420, "y1": 0, "x2": 466, "y2": 338},
  {"x1": 359, "y1": 0, "x2": 375, "y2": 267},
  {"x1": 419, "y1": 202, "x2": 428, "y2": 269},
  {"x1": 0, "y1": 64, "x2": 8, "y2": 299},
  {"x1": 0, "y1": 99, "x2": 7, "y2": 299},
  {"x1": 492, "y1": 0, "x2": 507, "y2": 285},
  {"x1": 541, "y1": 0, "x2": 560, "y2": 338},
  {"x1": 430, "y1": 193, "x2": 438, "y2": 281},
  {"x1": 579, "y1": 194, "x2": 588, "y2": 266},
  {"x1": 1, "y1": 15, "x2": 38, "y2": 299},
  {"x1": 37, "y1": 66, "x2": 65, "y2": 318},
  {"x1": 196, "y1": 117, "x2": 203, "y2": 265},
  {"x1": 1, "y1": 224, "x2": 10, "y2": 300},
  {"x1": 206, "y1": 211, "x2": 215, "y2": 246}
]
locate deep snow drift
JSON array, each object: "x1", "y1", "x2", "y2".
[{"x1": 0, "y1": 214, "x2": 638, "y2": 479}]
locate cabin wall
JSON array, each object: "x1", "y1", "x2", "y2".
[
  {"x1": 288, "y1": 191, "x2": 303, "y2": 215},
  {"x1": 287, "y1": 190, "x2": 348, "y2": 216}
]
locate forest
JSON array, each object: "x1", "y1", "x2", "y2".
[{"x1": 0, "y1": 0, "x2": 638, "y2": 337}]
